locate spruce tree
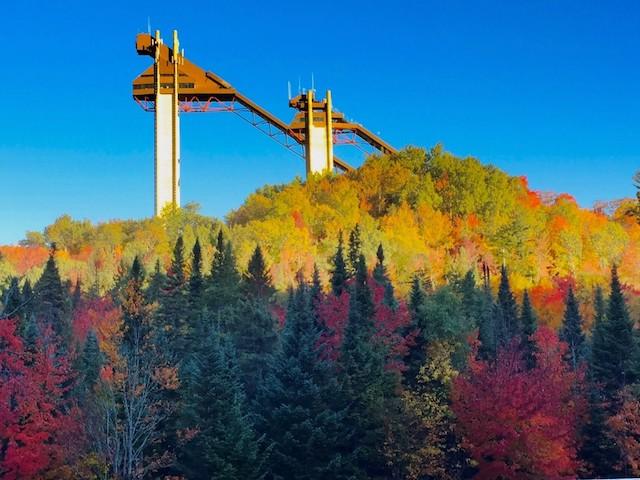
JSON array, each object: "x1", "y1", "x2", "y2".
[
  {"x1": 33, "y1": 246, "x2": 71, "y2": 343},
  {"x1": 255, "y1": 281, "x2": 353, "y2": 479},
  {"x1": 2, "y1": 277, "x2": 22, "y2": 320},
  {"x1": 156, "y1": 236, "x2": 189, "y2": 358},
  {"x1": 477, "y1": 283, "x2": 497, "y2": 361},
  {"x1": 330, "y1": 231, "x2": 348, "y2": 296},
  {"x1": 207, "y1": 230, "x2": 241, "y2": 312},
  {"x1": 373, "y1": 244, "x2": 396, "y2": 308},
  {"x1": 347, "y1": 224, "x2": 362, "y2": 278},
  {"x1": 404, "y1": 274, "x2": 427, "y2": 386},
  {"x1": 242, "y1": 244, "x2": 275, "y2": 299},
  {"x1": 145, "y1": 259, "x2": 165, "y2": 304},
  {"x1": 520, "y1": 289, "x2": 538, "y2": 369},
  {"x1": 20, "y1": 279, "x2": 34, "y2": 322},
  {"x1": 339, "y1": 253, "x2": 399, "y2": 477},
  {"x1": 78, "y1": 330, "x2": 103, "y2": 393},
  {"x1": 592, "y1": 266, "x2": 636, "y2": 403},
  {"x1": 179, "y1": 333, "x2": 264, "y2": 480},
  {"x1": 224, "y1": 298, "x2": 279, "y2": 399},
  {"x1": 72, "y1": 280, "x2": 82, "y2": 310},
  {"x1": 187, "y1": 239, "x2": 205, "y2": 335},
  {"x1": 560, "y1": 286, "x2": 585, "y2": 370},
  {"x1": 310, "y1": 264, "x2": 323, "y2": 309},
  {"x1": 119, "y1": 256, "x2": 149, "y2": 352},
  {"x1": 495, "y1": 265, "x2": 518, "y2": 347}
]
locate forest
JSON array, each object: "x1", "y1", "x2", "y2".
[{"x1": 1, "y1": 146, "x2": 640, "y2": 479}]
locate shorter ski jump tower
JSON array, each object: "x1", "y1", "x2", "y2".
[{"x1": 133, "y1": 30, "x2": 397, "y2": 216}]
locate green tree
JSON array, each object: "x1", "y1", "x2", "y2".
[
  {"x1": 339, "y1": 254, "x2": 400, "y2": 478},
  {"x1": 560, "y1": 286, "x2": 586, "y2": 370},
  {"x1": 255, "y1": 281, "x2": 353, "y2": 479},
  {"x1": 347, "y1": 224, "x2": 362, "y2": 278},
  {"x1": 372, "y1": 244, "x2": 396, "y2": 308},
  {"x1": 33, "y1": 246, "x2": 71, "y2": 343},
  {"x1": 495, "y1": 265, "x2": 519, "y2": 347},
  {"x1": 207, "y1": 230, "x2": 241, "y2": 312},
  {"x1": 330, "y1": 231, "x2": 349, "y2": 296},
  {"x1": 179, "y1": 333, "x2": 265, "y2": 480},
  {"x1": 78, "y1": 330, "x2": 103, "y2": 393},
  {"x1": 224, "y1": 298, "x2": 279, "y2": 399},
  {"x1": 520, "y1": 289, "x2": 538, "y2": 369},
  {"x1": 243, "y1": 244, "x2": 275, "y2": 299},
  {"x1": 145, "y1": 259, "x2": 165, "y2": 304},
  {"x1": 591, "y1": 266, "x2": 636, "y2": 404},
  {"x1": 156, "y1": 236, "x2": 189, "y2": 358}
]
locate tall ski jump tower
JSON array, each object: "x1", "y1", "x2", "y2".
[
  {"x1": 148, "y1": 30, "x2": 181, "y2": 216},
  {"x1": 133, "y1": 30, "x2": 397, "y2": 216}
]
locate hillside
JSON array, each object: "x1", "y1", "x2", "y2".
[{"x1": 2, "y1": 145, "x2": 639, "y2": 326}]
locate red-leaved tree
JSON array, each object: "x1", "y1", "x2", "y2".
[
  {"x1": 452, "y1": 327, "x2": 584, "y2": 479},
  {"x1": 0, "y1": 319, "x2": 81, "y2": 479}
]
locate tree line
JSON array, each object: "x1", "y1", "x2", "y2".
[{"x1": 1, "y1": 224, "x2": 639, "y2": 479}]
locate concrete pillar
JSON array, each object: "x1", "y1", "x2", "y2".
[{"x1": 305, "y1": 90, "x2": 334, "y2": 175}]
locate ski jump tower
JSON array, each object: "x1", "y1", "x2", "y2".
[{"x1": 133, "y1": 30, "x2": 396, "y2": 216}]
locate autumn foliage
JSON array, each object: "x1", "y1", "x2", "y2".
[{"x1": 452, "y1": 328, "x2": 584, "y2": 479}]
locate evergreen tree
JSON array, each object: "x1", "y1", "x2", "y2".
[
  {"x1": 339, "y1": 253, "x2": 399, "y2": 477},
  {"x1": 494, "y1": 265, "x2": 519, "y2": 346},
  {"x1": 156, "y1": 236, "x2": 189, "y2": 358},
  {"x1": 310, "y1": 264, "x2": 323, "y2": 309},
  {"x1": 78, "y1": 330, "x2": 103, "y2": 393},
  {"x1": 592, "y1": 266, "x2": 636, "y2": 404},
  {"x1": 477, "y1": 283, "x2": 497, "y2": 361},
  {"x1": 20, "y1": 279, "x2": 34, "y2": 321},
  {"x1": 372, "y1": 244, "x2": 396, "y2": 308},
  {"x1": 224, "y1": 298, "x2": 279, "y2": 399},
  {"x1": 404, "y1": 274, "x2": 427, "y2": 386},
  {"x1": 330, "y1": 231, "x2": 348, "y2": 296},
  {"x1": 72, "y1": 280, "x2": 82, "y2": 310},
  {"x1": 243, "y1": 244, "x2": 275, "y2": 299},
  {"x1": 560, "y1": 286, "x2": 586, "y2": 370},
  {"x1": 145, "y1": 259, "x2": 165, "y2": 304},
  {"x1": 119, "y1": 256, "x2": 149, "y2": 352},
  {"x1": 520, "y1": 289, "x2": 538, "y2": 369},
  {"x1": 179, "y1": 333, "x2": 265, "y2": 480},
  {"x1": 255, "y1": 281, "x2": 353, "y2": 479},
  {"x1": 2, "y1": 277, "x2": 22, "y2": 320},
  {"x1": 33, "y1": 246, "x2": 70, "y2": 343},
  {"x1": 409, "y1": 274, "x2": 425, "y2": 316},
  {"x1": 207, "y1": 230, "x2": 241, "y2": 312},
  {"x1": 347, "y1": 224, "x2": 362, "y2": 278}
]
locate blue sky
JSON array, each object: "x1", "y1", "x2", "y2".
[{"x1": 1, "y1": 0, "x2": 638, "y2": 244}]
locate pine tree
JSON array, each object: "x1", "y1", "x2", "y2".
[
  {"x1": 255, "y1": 281, "x2": 353, "y2": 479},
  {"x1": 156, "y1": 236, "x2": 189, "y2": 358},
  {"x1": 347, "y1": 224, "x2": 362, "y2": 278},
  {"x1": 71, "y1": 280, "x2": 82, "y2": 310},
  {"x1": 179, "y1": 333, "x2": 265, "y2": 480},
  {"x1": 330, "y1": 231, "x2": 348, "y2": 296},
  {"x1": 373, "y1": 244, "x2": 396, "y2": 308},
  {"x1": 592, "y1": 266, "x2": 636, "y2": 404},
  {"x1": 404, "y1": 274, "x2": 427, "y2": 386},
  {"x1": 2, "y1": 277, "x2": 22, "y2": 320},
  {"x1": 33, "y1": 246, "x2": 70, "y2": 343},
  {"x1": 224, "y1": 298, "x2": 279, "y2": 399},
  {"x1": 560, "y1": 286, "x2": 585, "y2": 370},
  {"x1": 477, "y1": 283, "x2": 497, "y2": 362},
  {"x1": 78, "y1": 330, "x2": 103, "y2": 393},
  {"x1": 495, "y1": 265, "x2": 518, "y2": 346},
  {"x1": 520, "y1": 289, "x2": 538, "y2": 369},
  {"x1": 145, "y1": 259, "x2": 165, "y2": 304},
  {"x1": 207, "y1": 230, "x2": 241, "y2": 313},
  {"x1": 243, "y1": 244, "x2": 275, "y2": 299},
  {"x1": 339, "y1": 253, "x2": 399, "y2": 477},
  {"x1": 120, "y1": 256, "x2": 149, "y2": 351}
]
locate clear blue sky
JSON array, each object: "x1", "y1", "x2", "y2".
[{"x1": 1, "y1": 0, "x2": 638, "y2": 244}]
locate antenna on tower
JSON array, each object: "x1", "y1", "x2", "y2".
[
  {"x1": 298, "y1": 77, "x2": 301, "y2": 95},
  {"x1": 311, "y1": 72, "x2": 315, "y2": 92},
  {"x1": 287, "y1": 81, "x2": 292, "y2": 100},
  {"x1": 147, "y1": 16, "x2": 151, "y2": 34}
]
